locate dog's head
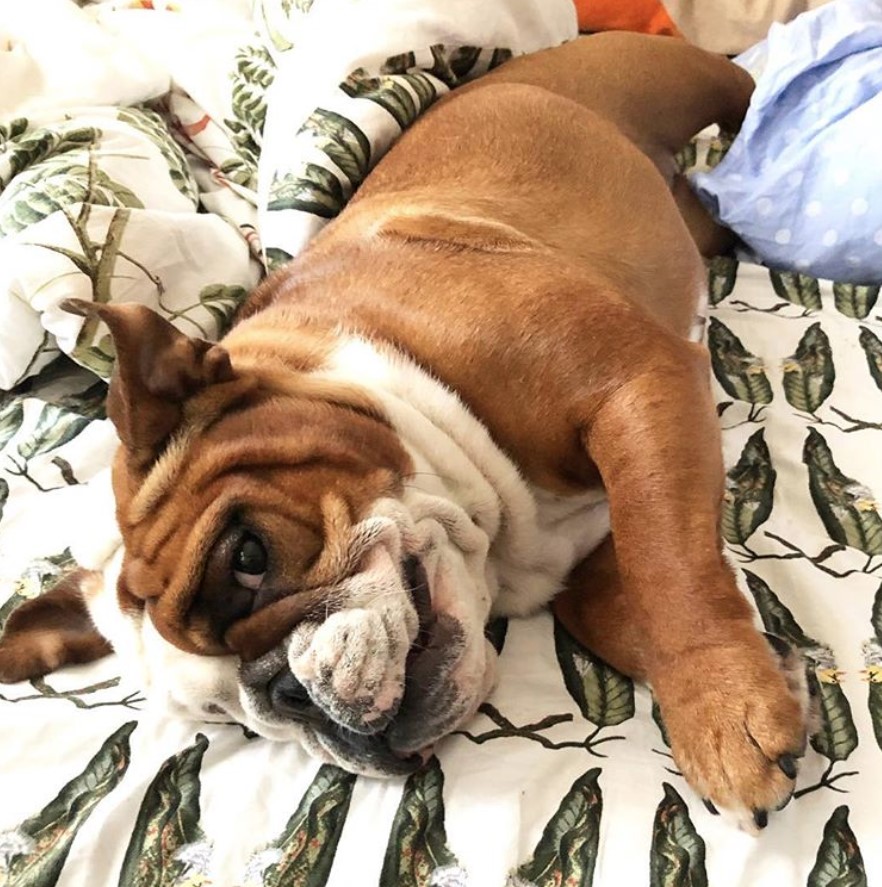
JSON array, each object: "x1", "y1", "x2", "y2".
[{"x1": 63, "y1": 299, "x2": 498, "y2": 775}]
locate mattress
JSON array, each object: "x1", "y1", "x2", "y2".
[{"x1": 1, "y1": 2, "x2": 880, "y2": 885}]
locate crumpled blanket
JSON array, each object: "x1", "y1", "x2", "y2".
[
  {"x1": 0, "y1": 0, "x2": 575, "y2": 392},
  {"x1": 690, "y1": 0, "x2": 882, "y2": 284},
  {"x1": 0, "y1": 0, "x2": 262, "y2": 390}
]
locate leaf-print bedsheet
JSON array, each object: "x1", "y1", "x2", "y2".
[{"x1": 1, "y1": 2, "x2": 881, "y2": 885}]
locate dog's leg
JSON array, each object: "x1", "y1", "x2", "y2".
[
  {"x1": 480, "y1": 32, "x2": 754, "y2": 181},
  {"x1": 566, "y1": 335, "x2": 806, "y2": 826},
  {"x1": 553, "y1": 536, "x2": 648, "y2": 680},
  {"x1": 0, "y1": 570, "x2": 112, "y2": 683},
  {"x1": 553, "y1": 533, "x2": 812, "y2": 828},
  {"x1": 479, "y1": 32, "x2": 752, "y2": 255},
  {"x1": 672, "y1": 173, "x2": 739, "y2": 257}
]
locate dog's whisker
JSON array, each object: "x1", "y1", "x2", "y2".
[{"x1": 402, "y1": 470, "x2": 447, "y2": 482}]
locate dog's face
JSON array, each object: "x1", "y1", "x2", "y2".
[{"x1": 69, "y1": 299, "x2": 497, "y2": 775}]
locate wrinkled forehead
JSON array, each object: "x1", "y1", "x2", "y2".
[
  {"x1": 115, "y1": 385, "x2": 409, "y2": 522},
  {"x1": 108, "y1": 380, "x2": 413, "y2": 654}
]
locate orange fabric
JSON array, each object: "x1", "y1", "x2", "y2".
[{"x1": 573, "y1": 0, "x2": 682, "y2": 37}]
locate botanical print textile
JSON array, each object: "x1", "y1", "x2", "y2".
[{"x1": 0, "y1": 2, "x2": 880, "y2": 885}]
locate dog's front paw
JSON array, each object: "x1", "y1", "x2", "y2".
[
  {"x1": 292, "y1": 602, "x2": 417, "y2": 733},
  {"x1": 654, "y1": 631, "x2": 811, "y2": 831}
]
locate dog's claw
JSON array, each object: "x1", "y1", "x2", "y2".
[
  {"x1": 778, "y1": 753, "x2": 797, "y2": 779},
  {"x1": 775, "y1": 791, "x2": 793, "y2": 812},
  {"x1": 654, "y1": 630, "x2": 810, "y2": 824},
  {"x1": 703, "y1": 799, "x2": 719, "y2": 816}
]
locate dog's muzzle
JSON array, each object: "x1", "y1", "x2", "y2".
[
  {"x1": 254, "y1": 555, "x2": 440, "y2": 773},
  {"x1": 235, "y1": 537, "x2": 494, "y2": 776}
]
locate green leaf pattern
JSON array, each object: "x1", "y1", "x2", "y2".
[
  {"x1": 868, "y1": 678, "x2": 882, "y2": 753},
  {"x1": 832, "y1": 283, "x2": 879, "y2": 320},
  {"x1": 380, "y1": 758, "x2": 459, "y2": 887},
  {"x1": 268, "y1": 164, "x2": 345, "y2": 218},
  {"x1": 0, "y1": 548, "x2": 75, "y2": 634},
  {"x1": 0, "y1": 126, "x2": 97, "y2": 189},
  {"x1": 223, "y1": 44, "x2": 277, "y2": 189},
  {"x1": 196, "y1": 283, "x2": 249, "y2": 336},
  {"x1": 1, "y1": 722, "x2": 136, "y2": 886},
  {"x1": 117, "y1": 107, "x2": 198, "y2": 204},
  {"x1": 722, "y1": 429, "x2": 776, "y2": 545},
  {"x1": 117, "y1": 734, "x2": 209, "y2": 887},
  {"x1": 16, "y1": 404, "x2": 91, "y2": 461},
  {"x1": 803, "y1": 429, "x2": 882, "y2": 556},
  {"x1": 865, "y1": 584, "x2": 882, "y2": 751},
  {"x1": 511, "y1": 768, "x2": 602, "y2": 887},
  {"x1": 554, "y1": 619, "x2": 635, "y2": 728},
  {"x1": 0, "y1": 399, "x2": 25, "y2": 449},
  {"x1": 0, "y1": 117, "x2": 29, "y2": 150},
  {"x1": 743, "y1": 570, "x2": 816, "y2": 649},
  {"x1": 650, "y1": 783, "x2": 708, "y2": 887},
  {"x1": 705, "y1": 131, "x2": 733, "y2": 169},
  {"x1": 264, "y1": 246, "x2": 294, "y2": 271},
  {"x1": 651, "y1": 696, "x2": 671, "y2": 748},
  {"x1": 770, "y1": 271, "x2": 823, "y2": 311},
  {"x1": 807, "y1": 806, "x2": 868, "y2": 887},
  {"x1": 253, "y1": 765, "x2": 356, "y2": 887},
  {"x1": 708, "y1": 317, "x2": 774, "y2": 404},
  {"x1": 782, "y1": 322, "x2": 836, "y2": 413},
  {"x1": 858, "y1": 326, "x2": 882, "y2": 391},
  {"x1": 744, "y1": 570, "x2": 858, "y2": 763},
  {"x1": 0, "y1": 161, "x2": 144, "y2": 237},
  {"x1": 708, "y1": 256, "x2": 738, "y2": 306},
  {"x1": 340, "y1": 67, "x2": 439, "y2": 131},
  {"x1": 298, "y1": 109, "x2": 371, "y2": 188}
]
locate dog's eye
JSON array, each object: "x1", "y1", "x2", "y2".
[{"x1": 232, "y1": 534, "x2": 267, "y2": 589}]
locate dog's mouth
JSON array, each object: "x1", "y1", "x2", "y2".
[{"x1": 403, "y1": 554, "x2": 435, "y2": 671}]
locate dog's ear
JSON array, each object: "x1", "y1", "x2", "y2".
[
  {"x1": 0, "y1": 570, "x2": 113, "y2": 683},
  {"x1": 374, "y1": 209, "x2": 541, "y2": 254},
  {"x1": 62, "y1": 300, "x2": 234, "y2": 467}
]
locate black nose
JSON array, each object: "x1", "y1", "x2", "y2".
[{"x1": 269, "y1": 669, "x2": 318, "y2": 720}]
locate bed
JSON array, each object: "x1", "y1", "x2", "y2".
[{"x1": 1, "y1": 2, "x2": 880, "y2": 885}]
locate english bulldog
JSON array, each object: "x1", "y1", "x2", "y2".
[{"x1": 0, "y1": 33, "x2": 811, "y2": 827}]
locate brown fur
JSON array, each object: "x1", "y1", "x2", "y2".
[
  {"x1": 0, "y1": 570, "x2": 112, "y2": 683},
  {"x1": 236, "y1": 34, "x2": 804, "y2": 814},
  {"x1": 116, "y1": 392, "x2": 412, "y2": 655},
  {"x1": 0, "y1": 34, "x2": 805, "y2": 818}
]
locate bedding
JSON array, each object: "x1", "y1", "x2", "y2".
[
  {"x1": 571, "y1": 0, "x2": 833, "y2": 52},
  {"x1": 691, "y1": 0, "x2": 882, "y2": 285},
  {"x1": 1, "y1": 2, "x2": 881, "y2": 885},
  {"x1": 659, "y1": 0, "x2": 832, "y2": 54}
]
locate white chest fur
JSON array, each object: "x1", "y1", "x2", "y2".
[{"x1": 323, "y1": 338, "x2": 611, "y2": 618}]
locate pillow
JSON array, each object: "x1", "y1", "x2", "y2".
[
  {"x1": 573, "y1": 0, "x2": 681, "y2": 36},
  {"x1": 690, "y1": 0, "x2": 882, "y2": 285}
]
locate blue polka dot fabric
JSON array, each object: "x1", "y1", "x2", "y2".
[{"x1": 691, "y1": 0, "x2": 882, "y2": 284}]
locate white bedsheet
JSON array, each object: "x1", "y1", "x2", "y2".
[{"x1": 1, "y1": 3, "x2": 880, "y2": 885}]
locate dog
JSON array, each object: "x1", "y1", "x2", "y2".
[{"x1": 0, "y1": 33, "x2": 810, "y2": 827}]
